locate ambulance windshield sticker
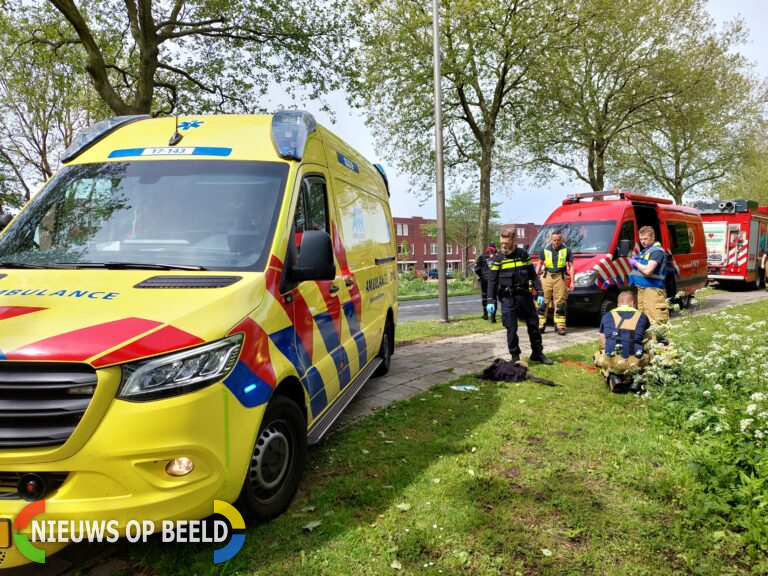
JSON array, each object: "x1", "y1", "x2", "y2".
[
  {"x1": 108, "y1": 147, "x2": 231, "y2": 158},
  {"x1": 336, "y1": 152, "x2": 359, "y2": 173}
]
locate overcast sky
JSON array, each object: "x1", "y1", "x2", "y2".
[{"x1": 299, "y1": 0, "x2": 767, "y2": 225}]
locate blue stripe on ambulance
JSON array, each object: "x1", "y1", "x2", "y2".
[
  {"x1": 303, "y1": 367, "x2": 328, "y2": 418},
  {"x1": 223, "y1": 361, "x2": 273, "y2": 408},
  {"x1": 0, "y1": 348, "x2": 5, "y2": 360},
  {"x1": 342, "y1": 301, "x2": 367, "y2": 365},
  {"x1": 107, "y1": 147, "x2": 232, "y2": 158}
]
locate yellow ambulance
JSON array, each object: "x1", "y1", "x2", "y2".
[{"x1": 0, "y1": 112, "x2": 397, "y2": 566}]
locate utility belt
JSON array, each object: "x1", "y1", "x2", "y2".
[
  {"x1": 542, "y1": 269, "x2": 568, "y2": 278},
  {"x1": 498, "y1": 284, "x2": 531, "y2": 298}
]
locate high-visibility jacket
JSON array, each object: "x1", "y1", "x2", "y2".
[
  {"x1": 542, "y1": 245, "x2": 571, "y2": 272},
  {"x1": 604, "y1": 306, "x2": 648, "y2": 358},
  {"x1": 630, "y1": 242, "x2": 667, "y2": 289}
]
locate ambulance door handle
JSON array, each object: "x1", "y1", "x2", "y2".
[
  {"x1": 345, "y1": 279, "x2": 355, "y2": 288},
  {"x1": 329, "y1": 283, "x2": 340, "y2": 295}
]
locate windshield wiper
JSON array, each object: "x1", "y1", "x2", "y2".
[
  {"x1": 0, "y1": 261, "x2": 56, "y2": 269},
  {"x1": 57, "y1": 262, "x2": 207, "y2": 271}
]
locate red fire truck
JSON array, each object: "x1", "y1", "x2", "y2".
[
  {"x1": 696, "y1": 199, "x2": 768, "y2": 289},
  {"x1": 530, "y1": 191, "x2": 708, "y2": 318}
]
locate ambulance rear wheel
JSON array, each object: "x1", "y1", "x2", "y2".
[
  {"x1": 236, "y1": 396, "x2": 307, "y2": 522},
  {"x1": 373, "y1": 322, "x2": 393, "y2": 377}
]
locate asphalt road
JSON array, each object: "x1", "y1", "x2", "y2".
[{"x1": 397, "y1": 287, "x2": 768, "y2": 325}]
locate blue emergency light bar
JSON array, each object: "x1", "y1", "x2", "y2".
[
  {"x1": 271, "y1": 111, "x2": 317, "y2": 161},
  {"x1": 62, "y1": 115, "x2": 150, "y2": 163}
]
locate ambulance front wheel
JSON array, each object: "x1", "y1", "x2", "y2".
[
  {"x1": 373, "y1": 321, "x2": 393, "y2": 377},
  {"x1": 598, "y1": 291, "x2": 618, "y2": 317},
  {"x1": 236, "y1": 395, "x2": 307, "y2": 522}
]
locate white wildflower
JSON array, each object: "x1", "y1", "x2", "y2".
[
  {"x1": 740, "y1": 419, "x2": 754, "y2": 432},
  {"x1": 746, "y1": 404, "x2": 758, "y2": 416}
]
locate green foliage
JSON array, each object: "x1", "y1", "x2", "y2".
[
  {"x1": 397, "y1": 273, "x2": 476, "y2": 299},
  {"x1": 714, "y1": 124, "x2": 768, "y2": 205},
  {"x1": 14, "y1": 0, "x2": 350, "y2": 115},
  {"x1": 638, "y1": 309, "x2": 768, "y2": 557}
]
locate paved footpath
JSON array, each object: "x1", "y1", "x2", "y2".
[{"x1": 334, "y1": 288, "x2": 768, "y2": 430}]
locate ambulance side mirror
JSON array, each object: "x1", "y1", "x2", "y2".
[
  {"x1": 0, "y1": 213, "x2": 11, "y2": 232},
  {"x1": 290, "y1": 230, "x2": 336, "y2": 281},
  {"x1": 617, "y1": 239, "x2": 632, "y2": 257}
]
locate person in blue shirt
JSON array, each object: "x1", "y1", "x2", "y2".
[
  {"x1": 628, "y1": 226, "x2": 669, "y2": 325},
  {"x1": 594, "y1": 290, "x2": 651, "y2": 393}
]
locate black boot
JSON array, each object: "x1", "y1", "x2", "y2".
[
  {"x1": 490, "y1": 313, "x2": 497, "y2": 323},
  {"x1": 530, "y1": 352, "x2": 554, "y2": 365},
  {"x1": 482, "y1": 313, "x2": 488, "y2": 320}
]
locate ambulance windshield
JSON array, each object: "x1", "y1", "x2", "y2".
[
  {"x1": 0, "y1": 160, "x2": 289, "y2": 271},
  {"x1": 530, "y1": 221, "x2": 617, "y2": 255}
]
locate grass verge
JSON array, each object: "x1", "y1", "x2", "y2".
[{"x1": 396, "y1": 314, "x2": 502, "y2": 346}]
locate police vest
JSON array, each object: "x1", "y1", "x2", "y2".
[
  {"x1": 490, "y1": 251, "x2": 534, "y2": 291},
  {"x1": 543, "y1": 246, "x2": 568, "y2": 272},
  {"x1": 629, "y1": 242, "x2": 667, "y2": 289},
  {"x1": 605, "y1": 308, "x2": 645, "y2": 358}
]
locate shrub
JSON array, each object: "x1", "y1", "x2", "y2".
[{"x1": 637, "y1": 311, "x2": 768, "y2": 558}]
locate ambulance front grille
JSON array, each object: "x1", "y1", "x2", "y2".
[{"x1": 0, "y1": 363, "x2": 97, "y2": 448}]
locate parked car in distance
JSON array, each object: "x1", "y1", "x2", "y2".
[{"x1": 428, "y1": 268, "x2": 454, "y2": 279}]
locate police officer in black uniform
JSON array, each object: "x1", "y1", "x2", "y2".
[
  {"x1": 486, "y1": 230, "x2": 553, "y2": 365},
  {"x1": 475, "y1": 241, "x2": 497, "y2": 322}
]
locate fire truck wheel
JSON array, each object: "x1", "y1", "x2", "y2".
[
  {"x1": 236, "y1": 395, "x2": 307, "y2": 522},
  {"x1": 599, "y1": 291, "x2": 618, "y2": 316}
]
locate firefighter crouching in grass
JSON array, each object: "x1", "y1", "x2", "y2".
[
  {"x1": 486, "y1": 230, "x2": 553, "y2": 365},
  {"x1": 594, "y1": 290, "x2": 651, "y2": 393},
  {"x1": 628, "y1": 225, "x2": 669, "y2": 326},
  {"x1": 535, "y1": 230, "x2": 573, "y2": 336}
]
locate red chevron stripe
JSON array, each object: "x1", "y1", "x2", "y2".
[
  {"x1": 92, "y1": 325, "x2": 205, "y2": 367},
  {"x1": 265, "y1": 255, "x2": 314, "y2": 364},
  {"x1": 228, "y1": 317, "x2": 276, "y2": 387},
  {"x1": 5, "y1": 318, "x2": 162, "y2": 361},
  {"x1": 0, "y1": 306, "x2": 47, "y2": 321}
]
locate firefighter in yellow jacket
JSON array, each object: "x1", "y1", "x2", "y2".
[{"x1": 535, "y1": 230, "x2": 573, "y2": 335}]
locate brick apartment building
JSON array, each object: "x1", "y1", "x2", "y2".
[{"x1": 393, "y1": 216, "x2": 541, "y2": 273}]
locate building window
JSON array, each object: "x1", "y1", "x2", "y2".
[
  {"x1": 430, "y1": 243, "x2": 437, "y2": 254},
  {"x1": 411, "y1": 243, "x2": 414, "y2": 255},
  {"x1": 396, "y1": 223, "x2": 403, "y2": 236},
  {"x1": 403, "y1": 223, "x2": 409, "y2": 235},
  {"x1": 516, "y1": 228, "x2": 525, "y2": 238},
  {"x1": 423, "y1": 243, "x2": 427, "y2": 254},
  {"x1": 446, "y1": 244, "x2": 452, "y2": 254}
]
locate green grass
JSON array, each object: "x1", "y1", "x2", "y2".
[
  {"x1": 396, "y1": 314, "x2": 502, "y2": 346},
  {"x1": 399, "y1": 288, "x2": 480, "y2": 302},
  {"x1": 128, "y1": 306, "x2": 765, "y2": 575}
]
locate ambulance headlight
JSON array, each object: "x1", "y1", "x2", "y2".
[
  {"x1": 118, "y1": 334, "x2": 243, "y2": 401},
  {"x1": 574, "y1": 270, "x2": 598, "y2": 287}
]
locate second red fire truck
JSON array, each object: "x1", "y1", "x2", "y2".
[{"x1": 696, "y1": 199, "x2": 768, "y2": 290}]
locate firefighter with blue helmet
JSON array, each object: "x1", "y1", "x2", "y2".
[
  {"x1": 486, "y1": 230, "x2": 553, "y2": 365},
  {"x1": 628, "y1": 225, "x2": 669, "y2": 325},
  {"x1": 535, "y1": 229, "x2": 573, "y2": 335},
  {"x1": 594, "y1": 290, "x2": 651, "y2": 393}
]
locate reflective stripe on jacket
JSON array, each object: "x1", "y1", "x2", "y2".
[{"x1": 629, "y1": 242, "x2": 667, "y2": 289}]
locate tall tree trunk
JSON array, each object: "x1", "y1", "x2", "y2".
[{"x1": 475, "y1": 144, "x2": 493, "y2": 258}]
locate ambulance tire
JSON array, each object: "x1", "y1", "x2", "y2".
[
  {"x1": 236, "y1": 395, "x2": 307, "y2": 522},
  {"x1": 373, "y1": 321, "x2": 393, "y2": 377}
]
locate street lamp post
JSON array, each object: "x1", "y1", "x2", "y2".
[{"x1": 433, "y1": 0, "x2": 448, "y2": 323}]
